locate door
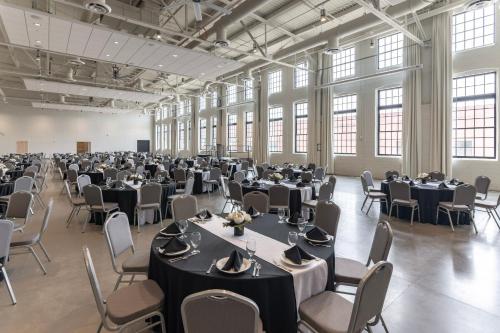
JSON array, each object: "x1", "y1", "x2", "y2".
[
  {"x1": 16, "y1": 141, "x2": 28, "y2": 154},
  {"x1": 76, "y1": 141, "x2": 91, "y2": 154},
  {"x1": 137, "y1": 140, "x2": 150, "y2": 153}
]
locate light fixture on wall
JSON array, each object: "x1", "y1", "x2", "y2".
[
  {"x1": 320, "y1": 9, "x2": 327, "y2": 23},
  {"x1": 370, "y1": 39, "x2": 375, "y2": 48}
]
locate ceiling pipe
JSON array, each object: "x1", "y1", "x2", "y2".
[{"x1": 220, "y1": 0, "x2": 435, "y2": 79}]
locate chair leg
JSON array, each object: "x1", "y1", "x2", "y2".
[
  {"x1": 29, "y1": 246, "x2": 47, "y2": 275},
  {"x1": 366, "y1": 199, "x2": 374, "y2": 215},
  {"x1": 361, "y1": 195, "x2": 368, "y2": 211},
  {"x1": 135, "y1": 208, "x2": 140, "y2": 233},
  {"x1": 417, "y1": 206, "x2": 420, "y2": 223},
  {"x1": 66, "y1": 207, "x2": 76, "y2": 227},
  {"x1": 158, "y1": 207, "x2": 163, "y2": 228},
  {"x1": 129, "y1": 274, "x2": 135, "y2": 285},
  {"x1": 39, "y1": 242, "x2": 51, "y2": 261},
  {"x1": 469, "y1": 211, "x2": 478, "y2": 234},
  {"x1": 388, "y1": 203, "x2": 393, "y2": 221},
  {"x1": 380, "y1": 314, "x2": 389, "y2": 333},
  {"x1": 113, "y1": 274, "x2": 123, "y2": 291},
  {"x1": 492, "y1": 209, "x2": 500, "y2": 230},
  {"x1": 446, "y1": 209, "x2": 455, "y2": 231},
  {"x1": 410, "y1": 206, "x2": 414, "y2": 225},
  {"x1": 1, "y1": 267, "x2": 16, "y2": 305}
]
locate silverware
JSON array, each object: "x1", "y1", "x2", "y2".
[
  {"x1": 306, "y1": 241, "x2": 332, "y2": 248},
  {"x1": 252, "y1": 262, "x2": 258, "y2": 277},
  {"x1": 206, "y1": 259, "x2": 217, "y2": 274},
  {"x1": 256, "y1": 263, "x2": 262, "y2": 277},
  {"x1": 169, "y1": 252, "x2": 198, "y2": 263},
  {"x1": 156, "y1": 236, "x2": 171, "y2": 240}
]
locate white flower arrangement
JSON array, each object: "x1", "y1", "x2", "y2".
[
  {"x1": 417, "y1": 173, "x2": 429, "y2": 179},
  {"x1": 129, "y1": 174, "x2": 144, "y2": 181},
  {"x1": 269, "y1": 172, "x2": 283, "y2": 181},
  {"x1": 224, "y1": 211, "x2": 252, "y2": 229}
]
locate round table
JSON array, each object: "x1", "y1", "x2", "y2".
[
  {"x1": 148, "y1": 214, "x2": 335, "y2": 333},
  {"x1": 6, "y1": 170, "x2": 23, "y2": 180},
  {"x1": 380, "y1": 181, "x2": 470, "y2": 225},
  {"x1": 78, "y1": 171, "x2": 104, "y2": 185}
]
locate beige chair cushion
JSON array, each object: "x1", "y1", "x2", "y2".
[
  {"x1": 72, "y1": 197, "x2": 87, "y2": 206},
  {"x1": 11, "y1": 232, "x2": 39, "y2": 247},
  {"x1": 92, "y1": 202, "x2": 119, "y2": 212},
  {"x1": 299, "y1": 291, "x2": 353, "y2": 333},
  {"x1": 368, "y1": 191, "x2": 386, "y2": 198},
  {"x1": 137, "y1": 203, "x2": 160, "y2": 210},
  {"x1": 335, "y1": 257, "x2": 368, "y2": 285},
  {"x1": 439, "y1": 202, "x2": 469, "y2": 211},
  {"x1": 0, "y1": 195, "x2": 11, "y2": 202},
  {"x1": 106, "y1": 279, "x2": 164, "y2": 325},
  {"x1": 474, "y1": 200, "x2": 497, "y2": 209},
  {"x1": 393, "y1": 198, "x2": 418, "y2": 206},
  {"x1": 302, "y1": 200, "x2": 318, "y2": 208},
  {"x1": 122, "y1": 250, "x2": 150, "y2": 273}
]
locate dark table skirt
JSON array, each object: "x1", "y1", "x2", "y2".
[{"x1": 6, "y1": 170, "x2": 23, "y2": 180}]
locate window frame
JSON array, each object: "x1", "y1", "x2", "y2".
[
  {"x1": 244, "y1": 80, "x2": 253, "y2": 101},
  {"x1": 332, "y1": 47, "x2": 356, "y2": 80},
  {"x1": 227, "y1": 114, "x2": 238, "y2": 152},
  {"x1": 268, "y1": 70, "x2": 282, "y2": 95},
  {"x1": 333, "y1": 94, "x2": 357, "y2": 155},
  {"x1": 294, "y1": 61, "x2": 309, "y2": 88},
  {"x1": 245, "y1": 111, "x2": 253, "y2": 152},
  {"x1": 294, "y1": 101, "x2": 308, "y2": 153},
  {"x1": 377, "y1": 87, "x2": 403, "y2": 157},
  {"x1": 452, "y1": 5, "x2": 496, "y2": 53},
  {"x1": 211, "y1": 117, "x2": 217, "y2": 147},
  {"x1": 178, "y1": 122, "x2": 185, "y2": 150},
  {"x1": 268, "y1": 106, "x2": 284, "y2": 153},
  {"x1": 199, "y1": 118, "x2": 207, "y2": 151},
  {"x1": 226, "y1": 84, "x2": 237, "y2": 105},
  {"x1": 377, "y1": 32, "x2": 403, "y2": 69}
]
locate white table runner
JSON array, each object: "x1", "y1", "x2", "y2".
[
  {"x1": 196, "y1": 216, "x2": 328, "y2": 309},
  {"x1": 260, "y1": 180, "x2": 313, "y2": 202}
]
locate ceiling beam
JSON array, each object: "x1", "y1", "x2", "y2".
[
  {"x1": 248, "y1": 13, "x2": 304, "y2": 41},
  {"x1": 239, "y1": 20, "x2": 266, "y2": 56}
]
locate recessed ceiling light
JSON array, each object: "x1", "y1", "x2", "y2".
[
  {"x1": 113, "y1": 41, "x2": 119, "y2": 45},
  {"x1": 172, "y1": 54, "x2": 178, "y2": 58},
  {"x1": 35, "y1": 40, "x2": 41, "y2": 44},
  {"x1": 217, "y1": 64, "x2": 223, "y2": 68},
  {"x1": 200, "y1": 73, "x2": 205, "y2": 76},
  {"x1": 105, "y1": 54, "x2": 110, "y2": 57},
  {"x1": 158, "y1": 64, "x2": 163, "y2": 67},
  {"x1": 34, "y1": 22, "x2": 41, "y2": 27}
]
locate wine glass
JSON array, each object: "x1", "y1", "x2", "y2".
[
  {"x1": 288, "y1": 231, "x2": 298, "y2": 247},
  {"x1": 105, "y1": 177, "x2": 112, "y2": 188},
  {"x1": 177, "y1": 219, "x2": 188, "y2": 239},
  {"x1": 189, "y1": 231, "x2": 201, "y2": 254},
  {"x1": 278, "y1": 208, "x2": 285, "y2": 224},
  {"x1": 297, "y1": 218, "x2": 307, "y2": 237},
  {"x1": 246, "y1": 238, "x2": 256, "y2": 263},
  {"x1": 199, "y1": 209, "x2": 207, "y2": 222}
]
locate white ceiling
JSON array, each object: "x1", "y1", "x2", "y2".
[
  {"x1": 31, "y1": 102, "x2": 140, "y2": 114},
  {"x1": 23, "y1": 78, "x2": 165, "y2": 103},
  {"x1": 0, "y1": 3, "x2": 242, "y2": 81}
]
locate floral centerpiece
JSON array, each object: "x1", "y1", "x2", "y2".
[
  {"x1": 269, "y1": 172, "x2": 283, "y2": 184},
  {"x1": 129, "y1": 174, "x2": 144, "y2": 185},
  {"x1": 0, "y1": 163, "x2": 7, "y2": 176},
  {"x1": 224, "y1": 211, "x2": 252, "y2": 236},
  {"x1": 416, "y1": 173, "x2": 430, "y2": 184}
]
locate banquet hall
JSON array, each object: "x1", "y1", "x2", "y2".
[{"x1": 0, "y1": 0, "x2": 500, "y2": 332}]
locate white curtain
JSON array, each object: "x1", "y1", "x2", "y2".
[
  {"x1": 429, "y1": 12, "x2": 453, "y2": 176},
  {"x1": 402, "y1": 23, "x2": 422, "y2": 178},
  {"x1": 254, "y1": 72, "x2": 269, "y2": 165}
]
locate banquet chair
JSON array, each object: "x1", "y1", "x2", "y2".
[
  {"x1": 475, "y1": 176, "x2": 491, "y2": 200},
  {"x1": 105, "y1": 212, "x2": 150, "y2": 289},
  {"x1": 437, "y1": 184, "x2": 478, "y2": 233},
  {"x1": 261, "y1": 163, "x2": 270, "y2": 170},
  {"x1": 68, "y1": 163, "x2": 79, "y2": 172},
  {"x1": 384, "y1": 170, "x2": 399, "y2": 179},
  {"x1": 314, "y1": 201, "x2": 341, "y2": 245},
  {"x1": 64, "y1": 181, "x2": 87, "y2": 228},
  {"x1": 300, "y1": 172, "x2": 313, "y2": 183},
  {"x1": 269, "y1": 185, "x2": 290, "y2": 216},
  {"x1": 303, "y1": 183, "x2": 334, "y2": 213},
  {"x1": 83, "y1": 246, "x2": 166, "y2": 333},
  {"x1": 233, "y1": 171, "x2": 246, "y2": 184},
  {"x1": 62, "y1": 169, "x2": 79, "y2": 195},
  {"x1": 103, "y1": 168, "x2": 118, "y2": 181},
  {"x1": 256, "y1": 165, "x2": 264, "y2": 179},
  {"x1": 475, "y1": 194, "x2": 500, "y2": 230},
  {"x1": 172, "y1": 195, "x2": 198, "y2": 221},
  {"x1": 4, "y1": 162, "x2": 15, "y2": 171},
  {"x1": 261, "y1": 170, "x2": 274, "y2": 180},
  {"x1": 243, "y1": 191, "x2": 270, "y2": 213},
  {"x1": 388, "y1": 181, "x2": 420, "y2": 225},
  {"x1": 135, "y1": 183, "x2": 163, "y2": 232},
  {"x1": 77, "y1": 174, "x2": 92, "y2": 194},
  {"x1": 155, "y1": 170, "x2": 170, "y2": 179},
  {"x1": 361, "y1": 170, "x2": 377, "y2": 191},
  {"x1": 116, "y1": 170, "x2": 132, "y2": 181},
  {"x1": 246, "y1": 158, "x2": 256, "y2": 177},
  {"x1": 334, "y1": 221, "x2": 393, "y2": 291},
  {"x1": 81, "y1": 160, "x2": 91, "y2": 170},
  {"x1": 241, "y1": 160, "x2": 250, "y2": 176},
  {"x1": 220, "y1": 163, "x2": 230, "y2": 177},
  {"x1": 0, "y1": 176, "x2": 35, "y2": 204},
  {"x1": 299, "y1": 261, "x2": 393, "y2": 333},
  {"x1": 227, "y1": 181, "x2": 244, "y2": 211},
  {"x1": 281, "y1": 168, "x2": 294, "y2": 179},
  {"x1": 306, "y1": 163, "x2": 316, "y2": 170},
  {"x1": 182, "y1": 289, "x2": 263, "y2": 333},
  {"x1": 174, "y1": 168, "x2": 187, "y2": 189},
  {"x1": 428, "y1": 171, "x2": 445, "y2": 181},
  {"x1": 203, "y1": 168, "x2": 222, "y2": 199},
  {"x1": 328, "y1": 175, "x2": 337, "y2": 196},
  {"x1": 5, "y1": 191, "x2": 33, "y2": 232},
  {"x1": 0, "y1": 220, "x2": 16, "y2": 305},
  {"x1": 360, "y1": 175, "x2": 387, "y2": 215},
  {"x1": 10, "y1": 199, "x2": 53, "y2": 275},
  {"x1": 24, "y1": 165, "x2": 39, "y2": 174},
  {"x1": 135, "y1": 165, "x2": 145, "y2": 175},
  {"x1": 57, "y1": 162, "x2": 67, "y2": 180},
  {"x1": 220, "y1": 176, "x2": 231, "y2": 213},
  {"x1": 82, "y1": 184, "x2": 120, "y2": 233},
  {"x1": 166, "y1": 178, "x2": 194, "y2": 215},
  {"x1": 312, "y1": 167, "x2": 325, "y2": 185}
]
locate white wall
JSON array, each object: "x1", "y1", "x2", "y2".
[{"x1": 0, "y1": 104, "x2": 152, "y2": 155}]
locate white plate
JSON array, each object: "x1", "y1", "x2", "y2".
[
  {"x1": 216, "y1": 257, "x2": 252, "y2": 274},
  {"x1": 159, "y1": 227, "x2": 182, "y2": 237},
  {"x1": 285, "y1": 218, "x2": 298, "y2": 225},
  {"x1": 158, "y1": 244, "x2": 190, "y2": 257},
  {"x1": 280, "y1": 253, "x2": 313, "y2": 267},
  {"x1": 304, "y1": 234, "x2": 332, "y2": 244}
]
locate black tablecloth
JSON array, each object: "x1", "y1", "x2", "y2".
[
  {"x1": 380, "y1": 181, "x2": 470, "y2": 225},
  {"x1": 145, "y1": 164, "x2": 158, "y2": 177},
  {"x1": 6, "y1": 170, "x2": 23, "y2": 180},
  {"x1": 78, "y1": 171, "x2": 104, "y2": 185},
  {"x1": 148, "y1": 214, "x2": 335, "y2": 333},
  {"x1": 241, "y1": 182, "x2": 315, "y2": 215},
  {"x1": 0, "y1": 182, "x2": 14, "y2": 214}
]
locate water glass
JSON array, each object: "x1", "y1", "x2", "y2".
[
  {"x1": 190, "y1": 231, "x2": 201, "y2": 254},
  {"x1": 106, "y1": 177, "x2": 112, "y2": 188},
  {"x1": 199, "y1": 209, "x2": 207, "y2": 221},
  {"x1": 278, "y1": 208, "x2": 285, "y2": 223},
  {"x1": 177, "y1": 219, "x2": 188, "y2": 239},
  {"x1": 246, "y1": 238, "x2": 256, "y2": 262},
  {"x1": 297, "y1": 218, "x2": 307, "y2": 237},
  {"x1": 288, "y1": 231, "x2": 298, "y2": 246}
]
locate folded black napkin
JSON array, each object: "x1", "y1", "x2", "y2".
[
  {"x1": 162, "y1": 223, "x2": 181, "y2": 234},
  {"x1": 438, "y1": 182, "x2": 448, "y2": 189},
  {"x1": 449, "y1": 178, "x2": 458, "y2": 185},
  {"x1": 247, "y1": 206, "x2": 257, "y2": 215},
  {"x1": 160, "y1": 237, "x2": 188, "y2": 253},
  {"x1": 289, "y1": 212, "x2": 300, "y2": 224},
  {"x1": 409, "y1": 180, "x2": 415, "y2": 186},
  {"x1": 289, "y1": 176, "x2": 297, "y2": 182},
  {"x1": 252, "y1": 181, "x2": 260, "y2": 187},
  {"x1": 296, "y1": 182, "x2": 305, "y2": 188},
  {"x1": 284, "y1": 246, "x2": 315, "y2": 265},
  {"x1": 457, "y1": 181, "x2": 464, "y2": 186},
  {"x1": 386, "y1": 175, "x2": 394, "y2": 181},
  {"x1": 222, "y1": 250, "x2": 243, "y2": 271},
  {"x1": 306, "y1": 226, "x2": 329, "y2": 242},
  {"x1": 242, "y1": 179, "x2": 250, "y2": 185},
  {"x1": 402, "y1": 175, "x2": 410, "y2": 181},
  {"x1": 195, "y1": 210, "x2": 213, "y2": 219},
  {"x1": 302, "y1": 179, "x2": 310, "y2": 184}
]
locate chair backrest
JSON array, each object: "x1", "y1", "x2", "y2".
[
  {"x1": 233, "y1": 171, "x2": 246, "y2": 183},
  {"x1": 6, "y1": 191, "x2": 33, "y2": 219},
  {"x1": 104, "y1": 212, "x2": 134, "y2": 272},
  {"x1": 13, "y1": 176, "x2": 34, "y2": 192},
  {"x1": 155, "y1": 170, "x2": 170, "y2": 179},
  {"x1": 25, "y1": 165, "x2": 38, "y2": 174},
  {"x1": 368, "y1": 221, "x2": 393, "y2": 265},
  {"x1": 474, "y1": 176, "x2": 491, "y2": 199},
  {"x1": 103, "y1": 168, "x2": 118, "y2": 180},
  {"x1": 384, "y1": 170, "x2": 399, "y2": 179},
  {"x1": 23, "y1": 170, "x2": 36, "y2": 179},
  {"x1": 140, "y1": 183, "x2": 162, "y2": 205},
  {"x1": 135, "y1": 165, "x2": 145, "y2": 175},
  {"x1": 39, "y1": 199, "x2": 54, "y2": 239},
  {"x1": 360, "y1": 175, "x2": 370, "y2": 195},
  {"x1": 221, "y1": 163, "x2": 229, "y2": 175},
  {"x1": 81, "y1": 160, "x2": 91, "y2": 170},
  {"x1": 453, "y1": 184, "x2": 476, "y2": 207},
  {"x1": 0, "y1": 220, "x2": 14, "y2": 259},
  {"x1": 314, "y1": 201, "x2": 341, "y2": 240},
  {"x1": 174, "y1": 168, "x2": 187, "y2": 182},
  {"x1": 262, "y1": 170, "x2": 274, "y2": 180},
  {"x1": 181, "y1": 289, "x2": 261, "y2": 333},
  {"x1": 269, "y1": 185, "x2": 290, "y2": 207},
  {"x1": 172, "y1": 195, "x2": 198, "y2": 221},
  {"x1": 389, "y1": 181, "x2": 411, "y2": 202},
  {"x1": 429, "y1": 171, "x2": 445, "y2": 181},
  {"x1": 300, "y1": 171, "x2": 313, "y2": 183},
  {"x1": 328, "y1": 175, "x2": 337, "y2": 193},
  {"x1": 306, "y1": 163, "x2": 316, "y2": 170},
  {"x1": 77, "y1": 174, "x2": 92, "y2": 193},
  {"x1": 256, "y1": 165, "x2": 264, "y2": 179},
  {"x1": 241, "y1": 160, "x2": 249, "y2": 171},
  {"x1": 67, "y1": 169, "x2": 78, "y2": 182},
  {"x1": 361, "y1": 171, "x2": 374, "y2": 188},
  {"x1": 82, "y1": 246, "x2": 107, "y2": 324},
  {"x1": 261, "y1": 163, "x2": 269, "y2": 170},
  {"x1": 68, "y1": 163, "x2": 79, "y2": 171},
  {"x1": 209, "y1": 168, "x2": 222, "y2": 181},
  {"x1": 83, "y1": 184, "x2": 104, "y2": 207},
  {"x1": 5, "y1": 162, "x2": 15, "y2": 170},
  {"x1": 116, "y1": 170, "x2": 132, "y2": 181},
  {"x1": 314, "y1": 167, "x2": 325, "y2": 180},
  {"x1": 318, "y1": 183, "x2": 333, "y2": 201},
  {"x1": 243, "y1": 191, "x2": 270, "y2": 213},
  {"x1": 281, "y1": 168, "x2": 294, "y2": 179},
  {"x1": 220, "y1": 176, "x2": 230, "y2": 198},
  {"x1": 348, "y1": 261, "x2": 393, "y2": 333},
  {"x1": 227, "y1": 181, "x2": 243, "y2": 203},
  {"x1": 184, "y1": 177, "x2": 195, "y2": 196}
]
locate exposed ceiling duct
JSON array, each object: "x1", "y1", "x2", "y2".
[
  {"x1": 83, "y1": 0, "x2": 112, "y2": 15},
  {"x1": 324, "y1": 35, "x2": 339, "y2": 55},
  {"x1": 32, "y1": 102, "x2": 140, "y2": 114},
  {"x1": 220, "y1": 0, "x2": 435, "y2": 79}
]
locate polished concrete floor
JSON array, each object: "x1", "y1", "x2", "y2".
[{"x1": 1, "y1": 172, "x2": 500, "y2": 333}]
